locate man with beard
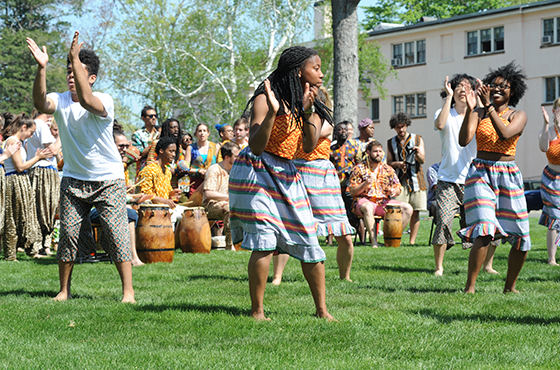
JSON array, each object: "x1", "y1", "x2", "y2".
[
  {"x1": 387, "y1": 113, "x2": 427, "y2": 245},
  {"x1": 349, "y1": 140, "x2": 412, "y2": 248}
]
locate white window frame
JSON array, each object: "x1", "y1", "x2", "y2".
[
  {"x1": 542, "y1": 17, "x2": 560, "y2": 45},
  {"x1": 466, "y1": 26, "x2": 504, "y2": 56},
  {"x1": 393, "y1": 93, "x2": 426, "y2": 117},
  {"x1": 391, "y1": 39, "x2": 426, "y2": 67},
  {"x1": 545, "y1": 76, "x2": 560, "y2": 103}
]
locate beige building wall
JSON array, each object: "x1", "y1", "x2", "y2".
[{"x1": 358, "y1": 1, "x2": 560, "y2": 179}]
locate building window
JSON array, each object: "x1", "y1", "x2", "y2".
[
  {"x1": 392, "y1": 39, "x2": 426, "y2": 66},
  {"x1": 545, "y1": 76, "x2": 560, "y2": 103},
  {"x1": 393, "y1": 93, "x2": 426, "y2": 117},
  {"x1": 542, "y1": 17, "x2": 560, "y2": 44},
  {"x1": 371, "y1": 98, "x2": 379, "y2": 121},
  {"x1": 466, "y1": 26, "x2": 504, "y2": 55}
]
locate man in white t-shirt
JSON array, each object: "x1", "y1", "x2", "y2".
[
  {"x1": 28, "y1": 31, "x2": 135, "y2": 303},
  {"x1": 432, "y1": 73, "x2": 497, "y2": 276},
  {"x1": 27, "y1": 112, "x2": 61, "y2": 256}
]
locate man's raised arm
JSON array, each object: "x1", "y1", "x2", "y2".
[{"x1": 27, "y1": 37, "x2": 56, "y2": 114}]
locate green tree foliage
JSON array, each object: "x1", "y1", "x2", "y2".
[
  {"x1": 0, "y1": 0, "x2": 82, "y2": 114},
  {"x1": 105, "y1": 0, "x2": 316, "y2": 130},
  {"x1": 361, "y1": 0, "x2": 538, "y2": 29}
]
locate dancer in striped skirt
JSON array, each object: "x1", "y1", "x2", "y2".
[
  {"x1": 458, "y1": 62, "x2": 530, "y2": 293},
  {"x1": 229, "y1": 46, "x2": 334, "y2": 320},
  {"x1": 293, "y1": 88, "x2": 354, "y2": 281},
  {"x1": 538, "y1": 97, "x2": 560, "y2": 265},
  {"x1": 1, "y1": 113, "x2": 53, "y2": 260}
]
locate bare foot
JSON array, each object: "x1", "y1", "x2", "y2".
[
  {"x1": 341, "y1": 277, "x2": 353, "y2": 282},
  {"x1": 316, "y1": 311, "x2": 337, "y2": 322},
  {"x1": 548, "y1": 261, "x2": 559, "y2": 266},
  {"x1": 271, "y1": 278, "x2": 281, "y2": 286},
  {"x1": 131, "y1": 258, "x2": 145, "y2": 267},
  {"x1": 53, "y1": 291, "x2": 69, "y2": 301},
  {"x1": 122, "y1": 295, "x2": 136, "y2": 303},
  {"x1": 371, "y1": 244, "x2": 378, "y2": 249},
  {"x1": 464, "y1": 288, "x2": 475, "y2": 294},
  {"x1": 17, "y1": 247, "x2": 25, "y2": 253},
  {"x1": 33, "y1": 254, "x2": 47, "y2": 259},
  {"x1": 503, "y1": 288, "x2": 520, "y2": 294},
  {"x1": 434, "y1": 269, "x2": 443, "y2": 277},
  {"x1": 483, "y1": 267, "x2": 500, "y2": 274},
  {"x1": 251, "y1": 311, "x2": 271, "y2": 321},
  {"x1": 44, "y1": 248, "x2": 53, "y2": 256}
]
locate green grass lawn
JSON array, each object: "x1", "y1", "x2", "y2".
[{"x1": 1, "y1": 215, "x2": 559, "y2": 369}]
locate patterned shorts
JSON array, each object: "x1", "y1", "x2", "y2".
[
  {"x1": 432, "y1": 181, "x2": 469, "y2": 247},
  {"x1": 58, "y1": 177, "x2": 131, "y2": 262}
]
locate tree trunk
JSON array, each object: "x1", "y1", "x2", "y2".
[{"x1": 331, "y1": 0, "x2": 360, "y2": 127}]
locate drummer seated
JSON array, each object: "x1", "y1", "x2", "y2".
[
  {"x1": 348, "y1": 140, "x2": 413, "y2": 247},
  {"x1": 137, "y1": 137, "x2": 187, "y2": 228},
  {"x1": 202, "y1": 141, "x2": 240, "y2": 251}
]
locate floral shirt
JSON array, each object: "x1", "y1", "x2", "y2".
[
  {"x1": 138, "y1": 161, "x2": 172, "y2": 199},
  {"x1": 349, "y1": 162, "x2": 401, "y2": 206},
  {"x1": 330, "y1": 139, "x2": 360, "y2": 184},
  {"x1": 131, "y1": 127, "x2": 159, "y2": 175}
]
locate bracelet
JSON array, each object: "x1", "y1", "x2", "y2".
[
  {"x1": 486, "y1": 106, "x2": 495, "y2": 114},
  {"x1": 304, "y1": 105, "x2": 315, "y2": 116}
]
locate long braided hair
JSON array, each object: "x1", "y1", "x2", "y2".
[
  {"x1": 245, "y1": 46, "x2": 333, "y2": 132},
  {"x1": 160, "y1": 118, "x2": 183, "y2": 162}
]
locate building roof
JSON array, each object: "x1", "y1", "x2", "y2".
[{"x1": 366, "y1": 0, "x2": 560, "y2": 37}]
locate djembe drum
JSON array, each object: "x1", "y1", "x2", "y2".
[
  {"x1": 176, "y1": 207, "x2": 212, "y2": 254},
  {"x1": 136, "y1": 204, "x2": 175, "y2": 263},
  {"x1": 383, "y1": 204, "x2": 402, "y2": 248}
]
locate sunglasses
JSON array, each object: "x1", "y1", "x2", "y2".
[
  {"x1": 144, "y1": 114, "x2": 158, "y2": 119},
  {"x1": 118, "y1": 144, "x2": 130, "y2": 149}
]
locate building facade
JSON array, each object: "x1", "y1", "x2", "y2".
[{"x1": 359, "y1": 0, "x2": 560, "y2": 179}]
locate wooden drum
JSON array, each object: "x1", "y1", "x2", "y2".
[
  {"x1": 383, "y1": 204, "x2": 402, "y2": 248},
  {"x1": 176, "y1": 207, "x2": 212, "y2": 254},
  {"x1": 136, "y1": 204, "x2": 175, "y2": 263}
]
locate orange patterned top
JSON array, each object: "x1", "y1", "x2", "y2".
[
  {"x1": 264, "y1": 114, "x2": 301, "y2": 159},
  {"x1": 295, "y1": 136, "x2": 331, "y2": 161},
  {"x1": 546, "y1": 126, "x2": 560, "y2": 165},
  {"x1": 138, "y1": 162, "x2": 173, "y2": 199},
  {"x1": 476, "y1": 108, "x2": 519, "y2": 156}
]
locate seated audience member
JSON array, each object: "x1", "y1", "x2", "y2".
[
  {"x1": 137, "y1": 137, "x2": 185, "y2": 226},
  {"x1": 348, "y1": 140, "x2": 413, "y2": 248},
  {"x1": 427, "y1": 162, "x2": 440, "y2": 217},
  {"x1": 202, "y1": 141, "x2": 240, "y2": 251},
  {"x1": 216, "y1": 123, "x2": 234, "y2": 162}
]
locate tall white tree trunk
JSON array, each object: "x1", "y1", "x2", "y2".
[{"x1": 331, "y1": 0, "x2": 360, "y2": 126}]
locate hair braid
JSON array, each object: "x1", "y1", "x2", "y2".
[{"x1": 245, "y1": 46, "x2": 333, "y2": 133}]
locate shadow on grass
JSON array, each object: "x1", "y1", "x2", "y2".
[
  {"x1": 357, "y1": 284, "x2": 460, "y2": 294},
  {"x1": 183, "y1": 274, "x2": 248, "y2": 283},
  {"x1": 366, "y1": 264, "x2": 433, "y2": 274},
  {"x1": 411, "y1": 308, "x2": 560, "y2": 325},
  {"x1": 136, "y1": 302, "x2": 250, "y2": 317},
  {"x1": 0, "y1": 289, "x2": 95, "y2": 300}
]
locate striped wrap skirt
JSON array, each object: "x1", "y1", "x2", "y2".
[
  {"x1": 539, "y1": 165, "x2": 560, "y2": 244},
  {"x1": 3, "y1": 172, "x2": 42, "y2": 259},
  {"x1": 229, "y1": 147, "x2": 325, "y2": 263},
  {"x1": 29, "y1": 166, "x2": 60, "y2": 238},
  {"x1": 457, "y1": 158, "x2": 531, "y2": 251},
  {"x1": 293, "y1": 158, "x2": 355, "y2": 237}
]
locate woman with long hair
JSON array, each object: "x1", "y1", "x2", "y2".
[
  {"x1": 1, "y1": 113, "x2": 52, "y2": 260},
  {"x1": 458, "y1": 62, "x2": 530, "y2": 293},
  {"x1": 538, "y1": 97, "x2": 560, "y2": 265},
  {"x1": 183, "y1": 123, "x2": 217, "y2": 196},
  {"x1": 229, "y1": 46, "x2": 334, "y2": 320}
]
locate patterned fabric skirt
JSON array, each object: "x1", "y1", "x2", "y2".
[
  {"x1": 0, "y1": 167, "x2": 4, "y2": 236},
  {"x1": 229, "y1": 147, "x2": 324, "y2": 262},
  {"x1": 29, "y1": 166, "x2": 60, "y2": 240},
  {"x1": 539, "y1": 166, "x2": 560, "y2": 242},
  {"x1": 293, "y1": 158, "x2": 355, "y2": 237},
  {"x1": 3, "y1": 172, "x2": 42, "y2": 259},
  {"x1": 457, "y1": 158, "x2": 531, "y2": 251}
]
